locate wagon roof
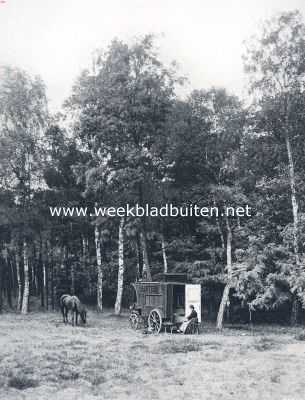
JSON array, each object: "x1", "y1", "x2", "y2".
[{"x1": 132, "y1": 281, "x2": 187, "y2": 285}]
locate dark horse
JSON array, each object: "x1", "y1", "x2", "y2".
[{"x1": 60, "y1": 294, "x2": 87, "y2": 326}]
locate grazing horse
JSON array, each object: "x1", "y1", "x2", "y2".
[{"x1": 60, "y1": 294, "x2": 87, "y2": 326}]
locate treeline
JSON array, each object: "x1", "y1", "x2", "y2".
[{"x1": 1, "y1": 11, "x2": 305, "y2": 328}]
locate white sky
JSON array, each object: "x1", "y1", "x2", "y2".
[{"x1": 0, "y1": 0, "x2": 304, "y2": 111}]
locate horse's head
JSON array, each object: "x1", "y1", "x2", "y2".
[{"x1": 80, "y1": 308, "x2": 87, "y2": 324}]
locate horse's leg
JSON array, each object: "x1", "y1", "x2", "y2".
[
  {"x1": 75, "y1": 311, "x2": 79, "y2": 326},
  {"x1": 65, "y1": 307, "x2": 68, "y2": 324},
  {"x1": 61, "y1": 305, "x2": 65, "y2": 323},
  {"x1": 72, "y1": 310, "x2": 75, "y2": 326}
]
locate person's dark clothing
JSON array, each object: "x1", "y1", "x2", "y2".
[{"x1": 187, "y1": 309, "x2": 198, "y2": 321}]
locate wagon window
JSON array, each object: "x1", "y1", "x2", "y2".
[
  {"x1": 138, "y1": 284, "x2": 161, "y2": 295},
  {"x1": 145, "y1": 295, "x2": 162, "y2": 307}
]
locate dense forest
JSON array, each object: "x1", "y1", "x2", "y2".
[{"x1": 1, "y1": 10, "x2": 305, "y2": 329}]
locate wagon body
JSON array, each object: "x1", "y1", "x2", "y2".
[
  {"x1": 130, "y1": 273, "x2": 201, "y2": 333},
  {"x1": 131, "y1": 281, "x2": 186, "y2": 321}
]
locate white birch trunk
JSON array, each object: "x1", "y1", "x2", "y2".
[
  {"x1": 95, "y1": 225, "x2": 103, "y2": 312},
  {"x1": 114, "y1": 217, "x2": 125, "y2": 315},
  {"x1": 161, "y1": 234, "x2": 168, "y2": 274},
  {"x1": 21, "y1": 240, "x2": 29, "y2": 314},
  {"x1": 216, "y1": 216, "x2": 232, "y2": 330},
  {"x1": 16, "y1": 252, "x2": 22, "y2": 311},
  {"x1": 284, "y1": 99, "x2": 300, "y2": 325},
  {"x1": 285, "y1": 134, "x2": 300, "y2": 266},
  {"x1": 140, "y1": 231, "x2": 152, "y2": 281}
]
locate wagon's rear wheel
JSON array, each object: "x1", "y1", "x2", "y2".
[
  {"x1": 129, "y1": 312, "x2": 140, "y2": 330},
  {"x1": 148, "y1": 309, "x2": 162, "y2": 334}
]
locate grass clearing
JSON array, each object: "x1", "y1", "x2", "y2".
[
  {"x1": 1, "y1": 311, "x2": 305, "y2": 399},
  {"x1": 157, "y1": 338, "x2": 202, "y2": 354}
]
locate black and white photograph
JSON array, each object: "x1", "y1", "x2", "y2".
[{"x1": 1, "y1": 1, "x2": 305, "y2": 399}]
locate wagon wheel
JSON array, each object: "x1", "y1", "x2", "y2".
[
  {"x1": 129, "y1": 312, "x2": 140, "y2": 330},
  {"x1": 148, "y1": 309, "x2": 162, "y2": 334}
]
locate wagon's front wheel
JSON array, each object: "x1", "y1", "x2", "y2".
[
  {"x1": 148, "y1": 309, "x2": 162, "y2": 334},
  {"x1": 129, "y1": 312, "x2": 140, "y2": 330}
]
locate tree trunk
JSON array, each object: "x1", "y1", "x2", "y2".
[
  {"x1": 290, "y1": 294, "x2": 300, "y2": 326},
  {"x1": 216, "y1": 216, "x2": 232, "y2": 330},
  {"x1": 0, "y1": 258, "x2": 3, "y2": 313},
  {"x1": 140, "y1": 230, "x2": 152, "y2": 281},
  {"x1": 6, "y1": 256, "x2": 13, "y2": 309},
  {"x1": 285, "y1": 134, "x2": 300, "y2": 265},
  {"x1": 214, "y1": 198, "x2": 225, "y2": 253},
  {"x1": 138, "y1": 181, "x2": 151, "y2": 280},
  {"x1": 82, "y1": 235, "x2": 91, "y2": 295},
  {"x1": 16, "y1": 252, "x2": 22, "y2": 311},
  {"x1": 71, "y1": 263, "x2": 75, "y2": 295},
  {"x1": 21, "y1": 240, "x2": 29, "y2": 314},
  {"x1": 136, "y1": 233, "x2": 143, "y2": 279},
  {"x1": 95, "y1": 225, "x2": 103, "y2": 312},
  {"x1": 161, "y1": 234, "x2": 168, "y2": 274},
  {"x1": 39, "y1": 241, "x2": 44, "y2": 308},
  {"x1": 41, "y1": 240, "x2": 47, "y2": 309},
  {"x1": 43, "y1": 261, "x2": 48, "y2": 310},
  {"x1": 285, "y1": 131, "x2": 301, "y2": 325},
  {"x1": 114, "y1": 217, "x2": 125, "y2": 315},
  {"x1": 51, "y1": 261, "x2": 55, "y2": 311},
  {"x1": 48, "y1": 240, "x2": 55, "y2": 311}
]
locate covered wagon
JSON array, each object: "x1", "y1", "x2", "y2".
[{"x1": 129, "y1": 273, "x2": 201, "y2": 334}]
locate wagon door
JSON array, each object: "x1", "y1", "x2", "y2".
[{"x1": 185, "y1": 284, "x2": 201, "y2": 322}]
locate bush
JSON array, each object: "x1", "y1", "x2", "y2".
[
  {"x1": 295, "y1": 331, "x2": 305, "y2": 341},
  {"x1": 8, "y1": 375, "x2": 39, "y2": 390},
  {"x1": 252, "y1": 337, "x2": 278, "y2": 352}
]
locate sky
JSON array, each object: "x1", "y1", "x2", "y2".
[{"x1": 0, "y1": 0, "x2": 305, "y2": 111}]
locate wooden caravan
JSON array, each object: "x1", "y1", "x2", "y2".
[{"x1": 129, "y1": 273, "x2": 201, "y2": 334}]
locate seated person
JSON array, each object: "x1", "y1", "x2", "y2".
[{"x1": 177, "y1": 304, "x2": 198, "y2": 333}]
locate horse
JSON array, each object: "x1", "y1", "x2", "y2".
[{"x1": 60, "y1": 294, "x2": 87, "y2": 326}]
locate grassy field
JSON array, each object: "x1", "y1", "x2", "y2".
[{"x1": 1, "y1": 311, "x2": 305, "y2": 400}]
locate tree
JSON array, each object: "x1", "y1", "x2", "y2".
[
  {"x1": 114, "y1": 217, "x2": 125, "y2": 314},
  {"x1": 244, "y1": 11, "x2": 305, "y2": 266},
  {"x1": 68, "y1": 35, "x2": 181, "y2": 309},
  {"x1": 0, "y1": 66, "x2": 48, "y2": 314},
  {"x1": 181, "y1": 88, "x2": 245, "y2": 329},
  {"x1": 244, "y1": 11, "x2": 305, "y2": 323}
]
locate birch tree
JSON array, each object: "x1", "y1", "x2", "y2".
[
  {"x1": 0, "y1": 66, "x2": 48, "y2": 314},
  {"x1": 244, "y1": 11, "x2": 305, "y2": 266},
  {"x1": 68, "y1": 36, "x2": 181, "y2": 283},
  {"x1": 95, "y1": 224, "x2": 103, "y2": 312},
  {"x1": 244, "y1": 11, "x2": 305, "y2": 323},
  {"x1": 216, "y1": 215, "x2": 232, "y2": 329},
  {"x1": 114, "y1": 217, "x2": 125, "y2": 315}
]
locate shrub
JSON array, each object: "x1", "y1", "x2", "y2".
[
  {"x1": 8, "y1": 375, "x2": 39, "y2": 390},
  {"x1": 253, "y1": 337, "x2": 278, "y2": 352},
  {"x1": 295, "y1": 331, "x2": 305, "y2": 341}
]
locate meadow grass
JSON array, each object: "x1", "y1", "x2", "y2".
[{"x1": 0, "y1": 311, "x2": 305, "y2": 399}]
